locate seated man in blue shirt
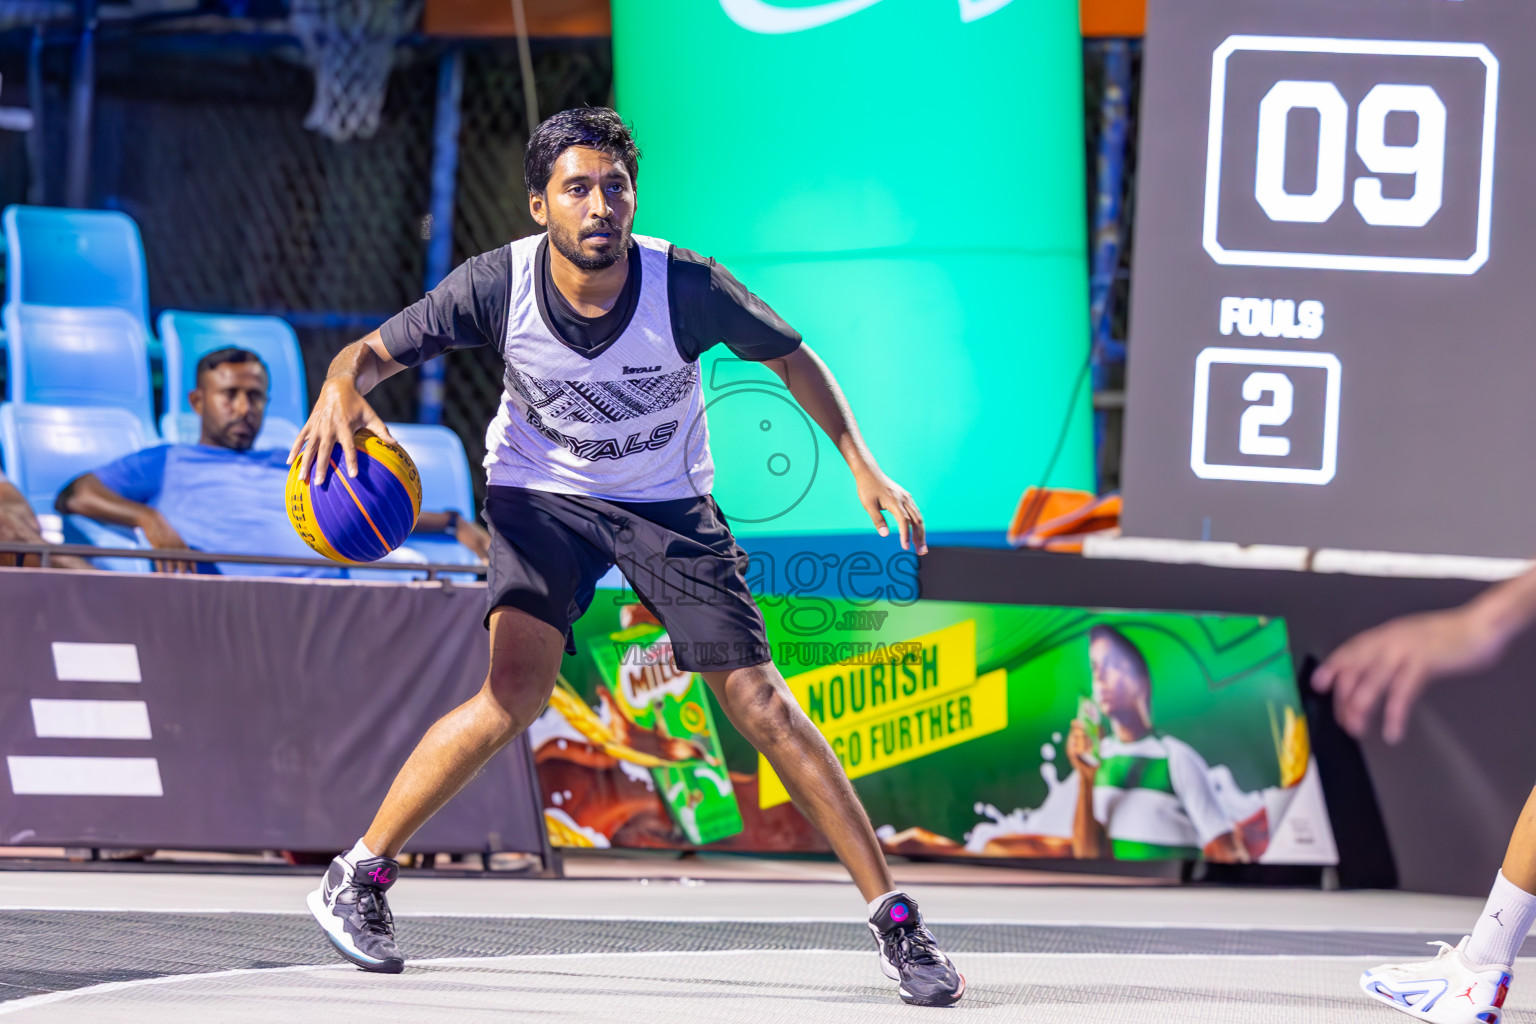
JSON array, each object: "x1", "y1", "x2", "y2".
[{"x1": 57, "y1": 347, "x2": 489, "y2": 576}]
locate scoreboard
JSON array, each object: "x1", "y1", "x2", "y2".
[{"x1": 1121, "y1": 0, "x2": 1536, "y2": 557}]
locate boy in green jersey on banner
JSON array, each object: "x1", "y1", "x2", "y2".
[{"x1": 1066, "y1": 625, "x2": 1252, "y2": 862}]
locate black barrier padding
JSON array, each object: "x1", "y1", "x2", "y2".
[
  {"x1": 0, "y1": 569, "x2": 544, "y2": 857},
  {"x1": 919, "y1": 547, "x2": 1527, "y2": 896},
  {"x1": 1298, "y1": 656, "x2": 1398, "y2": 891}
]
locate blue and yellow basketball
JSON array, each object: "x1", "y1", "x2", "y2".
[{"x1": 286, "y1": 430, "x2": 422, "y2": 563}]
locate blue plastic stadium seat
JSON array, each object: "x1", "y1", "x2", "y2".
[
  {"x1": 387, "y1": 423, "x2": 476, "y2": 520},
  {"x1": 157, "y1": 412, "x2": 199, "y2": 445},
  {"x1": 158, "y1": 311, "x2": 309, "y2": 427},
  {"x1": 0, "y1": 402, "x2": 151, "y2": 570},
  {"x1": 159, "y1": 412, "x2": 300, "y2": 452},
  {"x1": 3, "y1": 205, "x2": 150, "y2": 329},
  {"x1": 4, "y1": 304, "x2": 157, "y2": 436},
  {"x1": 0, "y1": 402, "x2": 147, "y2": 510},
  {"x1": 386, "y1": 422, "x2": 481, "y2": 571}
]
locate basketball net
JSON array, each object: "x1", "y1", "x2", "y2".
[{"x1": 290, "y1": 0, "x2": 423, "y2": 143}]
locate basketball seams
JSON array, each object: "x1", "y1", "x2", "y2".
[
  {"x1": 327, "y1": 458, "x2": 392, "y2": 561},
  {"x1": 285, "y1": 432, "x2": 422, "y2": 565}
]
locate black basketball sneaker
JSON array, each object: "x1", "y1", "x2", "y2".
[
  {"x1": 868, "y1": 892, "x2": 965, "y2": 1006},
  {"x1": 307, "y1": 852, "x2": 405, "y2": 973}
]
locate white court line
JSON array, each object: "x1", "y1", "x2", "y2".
[
  {"x1": 0, "y1": 948, "x2": 1458, "y2": 1017},
  {"x1": 0, "y1": 905, "x2": 1480, "y2": 933}
]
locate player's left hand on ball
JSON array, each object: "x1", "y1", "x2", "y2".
[
  {"x1": 856, "y1": 471, "x2": 926, "y2": 554},
  {"x1": 1312, "y1": 607, "x2": 1502, "y2": 744}
]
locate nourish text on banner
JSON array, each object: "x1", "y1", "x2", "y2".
[{"x1": 758, "y1": 619, "x2": 1007, "y2": 808}]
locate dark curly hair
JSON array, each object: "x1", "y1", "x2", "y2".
[
  {"x1": 523, "y1": 107, "x2": 641, "y2": 196},
  {"x1": 1088, "y1": 624, "x2": 1152, "y2": 698}
]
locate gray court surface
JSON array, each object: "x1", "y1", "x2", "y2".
[{"x1": 0, "y1": 871, "x2": 1526, "y2": 1022}]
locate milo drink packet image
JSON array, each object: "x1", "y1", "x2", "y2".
[{"x1": 591, "y1": 622, "x2": 745, "y2": 846}]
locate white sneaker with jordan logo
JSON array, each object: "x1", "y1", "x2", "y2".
[{"x1": 1360, "y1": 936, "x2": 1512, "y2": 1024}]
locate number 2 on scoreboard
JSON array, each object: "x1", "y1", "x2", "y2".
[{"x1": 1238, "y1": 372, "x2": 1294, "y2": 458}]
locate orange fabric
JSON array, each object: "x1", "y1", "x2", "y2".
[
  {"x1": 1081, "y1": 0, "x2": 1145, "y2": 37},
  {"x1": 1007, "y1": 486, "x2": 1094, "y2": 544},
  {"x1": 1008, "y1": 486, "x2": 1121, "y2": 550},
  {"x1": 424, "y1": 0, "x2": 611, "y2": 37}
]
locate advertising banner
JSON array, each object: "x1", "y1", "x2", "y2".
[
  {"x1": 533, "y1": 588, "x2": 1338, "y2": 865},
  {"x1": 611, "y1": 0, "x2": 1093, "y2": 536}
]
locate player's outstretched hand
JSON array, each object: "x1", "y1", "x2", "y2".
[
  {"x1": 1312, "y1": 607, "x2": 1504, "y2": 744},
  {"x1": 288, "y1": 377, "x2": 397, "y2": 486},
  {"x1": 856, "y1": 470, "x2": 927, "y2": 554}
]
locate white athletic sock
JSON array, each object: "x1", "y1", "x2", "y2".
[
  {"x1": 868, "y1": 890, "x2": 904, "y2": 917},
  {"x1": 343, "y1": 837, "x2": 378, "y2": 866},
  {"x1": 1467, "y1": 870, "x2": 1536, "y2": 968}
]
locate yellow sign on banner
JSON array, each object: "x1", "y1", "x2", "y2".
[{"x1": 758, "y1": 620, "x2": 1008, "y2": 809}]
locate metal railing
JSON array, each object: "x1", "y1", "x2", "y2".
[{"x1": 0, "y1": 541, "x2": 488, "y2": 581}]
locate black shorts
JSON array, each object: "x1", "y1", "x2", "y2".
[{"x1": 481, "y1": 485, "x2": 771, "y2": 673}]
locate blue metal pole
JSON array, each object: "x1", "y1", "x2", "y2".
[
  {"x1": 26, "y1": 27, "x2": 45, "y2": 206},
  {"x1": 1088, "y1": 39, "x2": 1131, "y2": 488},
  {"x1": 65, "y1": 0, "x2": 97, "y2": 209},
  {"x1": 418, "y1": 47, "x2": 464, "y2": 426}
]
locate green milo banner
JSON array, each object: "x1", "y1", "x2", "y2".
[
  {"x1": 529, "y1": 591, "x2": 1338, "y2": 865},
  {"x1": 610, "y1": 0, "x2": 1093, "y2": 535}
]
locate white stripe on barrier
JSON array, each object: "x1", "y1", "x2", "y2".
[
  {"x1": 50, "y1": 642, "x2": 142, "y2": 683},
  {"x1": 1310, "y1": 548, "x2": 1532, "y2": 581},
  {"x1": 1081, "y1": 535, "x2": 1310, "y2": 571},
  {"x1": 6, "y1": 755, "x2": 163, "y2": 796},
  {"x1": 29, "y1": 699, "x2": 152, "y2": 740}
]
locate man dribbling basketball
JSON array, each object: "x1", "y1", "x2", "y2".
[{"x1": 289, "y1": 107, "x2": 964, "y2": 1008}]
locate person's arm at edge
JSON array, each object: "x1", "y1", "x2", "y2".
[
  {"x1": 763, "y1": 345, "x2": 927, "y2": 554},
  {"x1": 288, "y1": 330, "x2": 403, "y2": 487},
  {"x1": 0, "y1": 478, "x2": 89, "y2": 569},
  {"x1": 56, "y1": 473, "x2": 193, "y2": 573},
  {"x1": 1313, "y1": 559, "x2": 1536, "y2": 743}
]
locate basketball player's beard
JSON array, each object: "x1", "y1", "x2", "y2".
[{"x1": 550, "y1": 219, "x2": 630, "y2": 271}]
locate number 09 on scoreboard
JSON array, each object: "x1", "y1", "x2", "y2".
[{"x1": 1202, "y1": 35, "x2": 1498, "y2": 275}]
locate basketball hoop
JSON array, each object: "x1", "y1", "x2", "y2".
[{"x1": 290, "y1": 0, "x2": 423, "y2": 143}]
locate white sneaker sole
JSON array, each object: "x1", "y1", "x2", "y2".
[{"x1": 1359, "y1": 969, "x2": 1499, "y2": 1024}]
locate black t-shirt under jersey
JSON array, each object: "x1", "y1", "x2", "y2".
[
  {"x1": 535, "y1": 236, "x2": 640, "y2": 355},
  {"x1": 379, "y1": 235, "x2": 802, "y2": 368}
]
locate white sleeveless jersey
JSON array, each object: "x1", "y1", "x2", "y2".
[{"x1": 483, "y1": 233, "x2": 713, "y2": 501}]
